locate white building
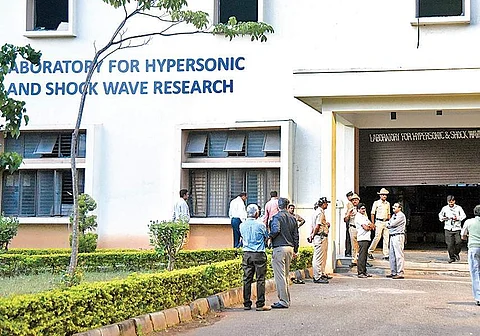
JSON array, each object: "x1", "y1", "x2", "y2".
[{"x1": 1, "y1": 0, "x2": 479, "y2": 273}]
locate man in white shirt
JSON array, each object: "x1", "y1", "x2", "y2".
[
  {"x1": 172, "y1": 189, "x2": 190, "y2": 223},
  {"x1": 229, "y1": 192, "x2": 247, "y2": 248},
  {"x1": 439, "y1": 195, "x2": 466, "y2": 263}
]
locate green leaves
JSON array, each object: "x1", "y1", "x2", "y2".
[
  {"x1": 0, "y1": 44, "x2": 41, "y2": 140},
  {"x1": 148, "y1": 220, "x2": 189, "y2": 271},
  {"x1": 0, "y1": 215, "x2": 19, "y2": 251},
  {"x1": 0, "y1": 152, "x2": 23, "y2": 173},
  {"x1": 213, "y1": 16, "x2": 274, "y2": 42}
]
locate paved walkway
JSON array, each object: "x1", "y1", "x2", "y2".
[{"x1": 166, "y1": 251, "x2": 478, "y2": 336}]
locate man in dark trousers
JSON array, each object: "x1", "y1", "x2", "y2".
[
  {"x1": 240, "y1": 204, "x2": 271, "y2": 311},
  {"x1": 269, "y1": 197, "x2": 299, "y2": 309}
]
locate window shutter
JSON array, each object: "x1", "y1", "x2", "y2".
[
  {"x1": 37, "y1": 170, "x2": 55, "y2": 216},
  {"x1": 78, "y1": 133, "x2": 87, "y2": 158},
  {"x1": 266, "y1": 169, "x2": 280, "y2": 197},
  {"x1": 5, "y1": 135, "x2": 25, "y2": 156},
  {"x1": 2, "y1": 173, "x2": 20, "y2": 216},
  {"x1": 59, "y1": 133, "x2": 72, "y2": 157},
  {"x1": 208, "y1": 132, "x2": 228, "y2": 157},
  {"x1": 186, "y1": 133, "x2": 208, "y2": 154},
  {"x1": 229, "y1": 169, "x2": 245, "y2": 202},
  {"x1": 246, "y1": 171, "x2": 265, "y2": 208},
  {"x1": 190, "y1": 170, "x2": 207, "y2": 217},
  {"x1": 24, "y1": 133, "x2": 42, "y2": 158},
  {"x1": 34, "y1": 134, "x2": 58, "y2": 155},
  {"x1": 263, "y1": 131, "x2": 281, "y2": 153},
  {"x1": 224, "y1": 133, "x2": 245, "y2": 154},
  {"x1": 208, "y1": 170, "x2": 228, "y2": 216},
  {"x1": 20, "y1": 171, "x2": 36, "y2": 216},
  {"x1": 246, "y1": 131, "x2": 265, "y2": 157}
]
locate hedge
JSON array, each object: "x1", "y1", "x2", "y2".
[
  {"x1": 2, "y1": 248, "x2": 141, "y2": 255},
  {"x1": 0, "y1": 249, "x2": 243, "y2": 277},
  {"x1": 0, "y1": 247, "x2": 313, "y2": 336}
]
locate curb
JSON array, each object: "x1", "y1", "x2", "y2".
[{"x1": 73, "y1": 267, "x2": 313, "y2": 336}]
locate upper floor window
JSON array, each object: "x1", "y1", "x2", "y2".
[
  {"x1": 185, "y1": 130, "x2": 280, "y2": 158},
  {"x1": 25, "y1": 0, "x2": 76, "y2": 37},
  {"x1": 216, "y1": 0, "x2": 260, "y2": 24},
  {"x1": 5, "y1": 131, "x2": 86, "y2": 159},
  {"x1": 413, "y1": 0, "x2": 470, "y2": 25}
]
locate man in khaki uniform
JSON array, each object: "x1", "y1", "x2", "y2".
[
  {"x1": 344, "y1": 193, "x2": 360, "y2": 266},
  {"x1": 368, "y1": 188, "x2": 391, "y2": 260}
]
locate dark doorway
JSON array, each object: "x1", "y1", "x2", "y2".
[{"x1": 359, "y1": 185, "x2": 480, "y2": 249}]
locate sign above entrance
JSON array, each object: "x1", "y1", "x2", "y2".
[{"x1": 369, "y1": 129, "x2": 480, "y2": 143}]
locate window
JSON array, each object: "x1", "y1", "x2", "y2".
[
  {"x1": 185, "y1": 130, "x2": 280, "y2": 158},
  {"x1": 189, "y1": 169, "x2": 279, "y2": 217},
  {"x1": 25, "y1": 0, "x2": 76, "y2": 37},
  {"x1": 5, "y1": 131, "x2": 86, "y2": 158},
  {"x1": 2, "y1": 169, "x2": 85, "y2": 217},
  {"x1": 216, "y1": 0, "x2": 260, "y2": 24},
  {"x1": 417, "y1": 0, "x2": 463, "y2": 18},
  {"x1": 412, "y1": 0, "x2": 470, "y2": 25}
]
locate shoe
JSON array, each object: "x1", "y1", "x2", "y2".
[
  {"x1": 358, "y1": 274, "x2": 368, "y2": 278},
  {"x1": 271, "y1": 302, "x2": 288, "y2": 309},
  {"x1": 366, "y1": 262, "x2": 373, "y2": 267},
  {"x1": 365, "y1": 273, "x2": 373, "y2": 277},
  {"x1": 321, "y1": 274, "x2": 333, "y2": 280},
  {"x1": 386, "y1": 274, "x2": 396, "y2": 278},
  {"x1": 346, "y1": 254, "x2": 352, "y2": 257},
  {"x1": 292, "y1": 278, "x2": 305, "y2": 284},
  {"x1": 392, "y1": 274, "x2": 404, "y2": 279},
  {"x1": 455, "y1": 254, "x2": 460, "y2": 261},
  {"x1": 244, "y1": 306, "x2": 252, "y2": 310},
  {"x1": 256, "y1": 306, "x2": 271, "y2": 311},
  {"x1": 476, "y1": 301, "x2": 480, "y2": 306},
  {"x1": 382, "y1": 256, "x2": 389, "y2": 261},
  {"x1": 368, "y1": 254, "x2": 374, "y2": 260},
  {"x1": 313, "y1": 277, "x2": 329, "y2": 284},
  {"x1": 350, "y1": 262, "x2": 357, "y2": 267},
  {"x1": 448, "y1": 258, "x2": 455, "y2": 263}
]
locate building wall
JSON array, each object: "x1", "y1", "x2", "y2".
[{"x1": 1, "y1": 1, "x2": 325, "y2": 252}]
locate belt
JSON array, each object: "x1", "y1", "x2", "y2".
[
  {"x1": 390, "y1": 233, "x2": 405, "y2": 237},
  {"x1": 376, "y1": 218, "x2": 387, "y2": 221},
  {"x1": 349, "y1": 224, "x2": 356, "y2": 228},
  {"x1": 315, "y1": 233, "x2": 328, "y2": 237}
]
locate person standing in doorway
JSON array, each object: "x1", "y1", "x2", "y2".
[
  {"x1": 386, "y1": 203, "x2": 406, "y2": 279},
  {"x1": 229, "y1": 192, "x2": 247, "y2": 248},
  {"x1": 355, "y1": 203, "x2": 375, "y2": 278},
  {"x1": 309, "y1": 197, "x2": 332, "y2": 284},
  {"x1": 368, "y1": 188, "x2": 391, "y2": 261},
  {"x1": 240, "y1": 204, "x2": 271, "y2": 311},
  {"x1": 172, "y1": 189, "x2": 190, "y2": 223},
  {"x1": 269, "y1": 197, "x2": 299, "y2": 309},
  {"x1": 439, "y1": 195, "x2": 466, "y2": 263},
  {"x1": 344, "y1": 191, "x2": 354, "y2": 257},
  {"x1": 344, "y1": 193, "x2": 360, "y2": 266},
  {"x1": 461, "y1": 204, "x2": 480, "y2": 306},
  {"x1": 263, "y1": 191, "x2": 279, "y2": 228}
]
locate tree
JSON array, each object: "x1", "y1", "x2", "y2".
[
  {"x1": 0, "y1": 44, "x2": 42, "y2": 172},
  {"x1": 68, "y1": 0, "x2": 273, "y2": 282},
  {"x1": 148, "y1": 219, "x2": 189, "y2": 271},
  {"x1": 69, "y1": 194, "x2": 98, "y2": 254},
  {"x1": 0, "y1": 215, "x2": 19, "y2": 251}
]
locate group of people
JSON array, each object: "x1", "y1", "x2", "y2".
[
  {"x1": 172, "y1": 187, "x2": 480, "y2": 308},
  {"x1": 344, "y1": 188, "x2": 406, "y2": 279},
  {"x1": 234, "y1": 192, "x2": 300, "y2": 310}
]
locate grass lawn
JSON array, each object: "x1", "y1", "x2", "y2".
[{"x1": 0, "y1": 271, "x2": 136, "y2": 297}]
